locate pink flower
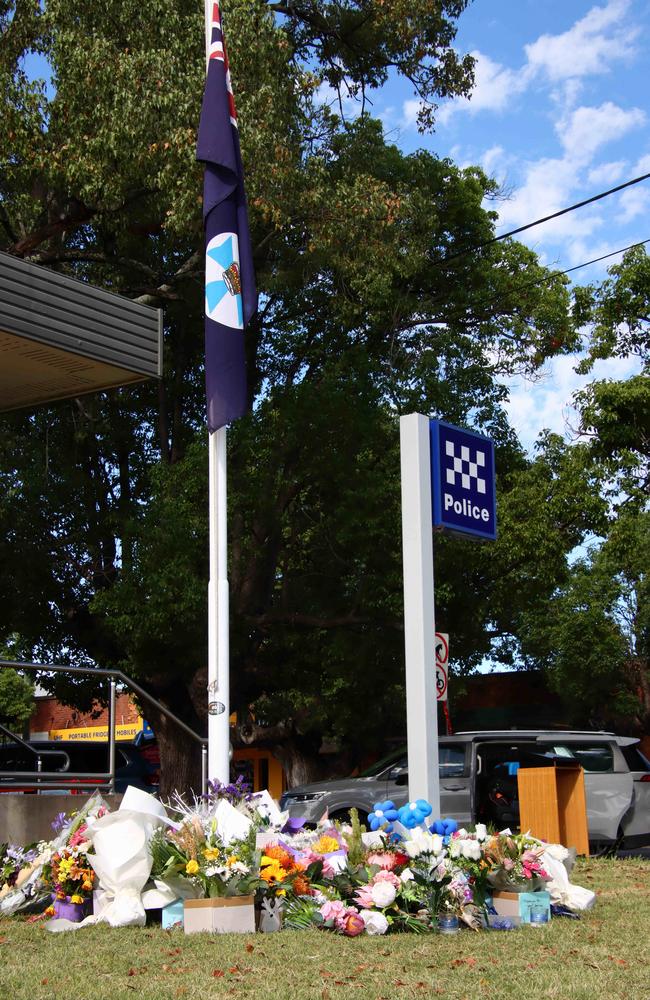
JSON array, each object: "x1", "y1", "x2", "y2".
[
  {"x1": 354, "y1": 885, "x2": 375, "y2": 909},
  {"x1": 320, "y1": 900, "x2": 347, "y2": 923},
  {"x1": 372, "y1": 870, "x2": 401, "y2": 890},
  {"x1": 366, "y1": 852, "x2": 398, "y2": 870},
  {"x1": 341, "y1": 911, "x2": 365, "y2": 937}
]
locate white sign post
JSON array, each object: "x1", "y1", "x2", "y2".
[{"x1": 399, "y1": 413, "x2": 440, "y2": 816}]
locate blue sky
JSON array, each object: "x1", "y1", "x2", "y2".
[{"x1": 376, "y1": 0, "x2": 649, "y2": 452}]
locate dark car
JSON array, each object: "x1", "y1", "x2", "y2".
[{"x1": 0, "y1": 738, "x2": 159, "y2": 794}]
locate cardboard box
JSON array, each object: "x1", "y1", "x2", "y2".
[
  {"x1": 162, "y1": 898, "x2": 184, "y2": 930},
  {"x1": 491, "y1": 890, "x2": 551, "y2": 925},
  {"x1": 183, "y1": 895, "x2": 256, "y2": 935}
]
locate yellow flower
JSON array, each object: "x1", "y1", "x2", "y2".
[
  {"x1": 69, "y1": 894, "x2": 84, "y2": 904},
  {"x1": 185, "y1": 859, "x2": 200, "y2": 875},
  {"x1": 203, "y1": 848, "x2": 220, "y2": 861},
  {"x1": 260, "y1": 861, "x2": 284, "y2": 884},
  {"x1": 226, "y1": 855, "x2": 239, "y2": 867},
  {"x1": 312, "y1": 835, "x2": 340, "y2": 854}
]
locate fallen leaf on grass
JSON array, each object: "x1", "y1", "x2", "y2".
[
  {"x1": 212, "y1": 970, "x2": 225, "y2": 978},
  {"x1": 245, "y1": 943, "x2": 254, "y2": 953},
  {"x1": 320, "y1": 970, "x2": 333, "y2": 978},
  {"x1": 607, "y1": 957, "x2": 628, "y2": 967},
  {"x1": 451, "y1": 957, "x2": 477, "y2": 968}
]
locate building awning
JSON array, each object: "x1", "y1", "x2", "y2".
[{"x1": 0, "y1": 251, "x2": 162, "y2": 412}]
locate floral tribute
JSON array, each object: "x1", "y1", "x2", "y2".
[
  {"x1": 0, "y1": 781, "x2": 590, "y2": 935},
  {"x1": 150, "y1": 795, "x2": 261, "y2": 898},
  {"x1": 42, "y1": 848, "x2": 95, "y2": 911},
  {"x1": 0, "y1": 791, "x2": 109, "y2": 919}
]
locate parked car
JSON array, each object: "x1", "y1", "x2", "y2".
[
  {"x1": 279, "y1": 730, "x2": 650, "y2": 852},
  {"x1": 0, "y1": 738, "x2": 159, "y2": 794}
]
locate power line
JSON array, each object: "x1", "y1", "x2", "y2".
[
  {"x1": 557, "y1": 237, "x2": 650, "y2": 277},
  {"x1": 437, "y1": 171, "x2": 650, "y2": 268},
  {"x1": 434, "y1": 238, "x2": 649, "y2": 329}
]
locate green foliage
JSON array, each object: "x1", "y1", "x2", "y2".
[
  {"x1": 0, "y1": 0, "x2": 619, "y2": 787},
  {"x1": 0, "y1": 666, "x2": 34, "y2": 730}
]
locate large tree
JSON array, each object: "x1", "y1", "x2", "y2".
[
  {"x1": 1, "y1": 0, "x2": 593, "y2": 792},
  {"x1": 521, "y1": 247, "x2": 649, "y2": 735}
]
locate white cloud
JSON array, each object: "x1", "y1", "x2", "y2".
[
  {"x1": 480, "y1": 145, "x2": 506, "y2": 175},
  {"x1": 587, "y1": 160, "x2": 627, "y2": 185},
  {"x1": 435, "y1": 51, "x2": 529, "y2": 125},
  {"x1": 556, "y1": 102, "x2": 645, "y2": 161},
  {"x1": 504, "y1": 352, "x2": 642, "y2": 453},
  {"x1": 524, "y1": 0, "x2": 638, "y2": 82},
  {"x1": 617, "y1": 185, "x2": 650, "y2": 222},
  {"x1": 633, "y1": 152, "x2": 650, "y2": 174},
  {"x1": 496, "y1": 156, "x2": 602, "y2": 243}
]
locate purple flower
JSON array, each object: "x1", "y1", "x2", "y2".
[{"x1": 51, "y1": 812, "x2": 68, "y2": 834}]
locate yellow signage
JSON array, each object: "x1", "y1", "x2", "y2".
[{"x1": 50, "y1": 720, "x2": 144, "y2": 742}]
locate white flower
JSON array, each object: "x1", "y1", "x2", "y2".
[
  {"x1": 474, "y1": 823, "x2": 488, "y2": 842},
  {"x1": 447, "y1": 838, "x2": 461, "y2": 858},
  {"x1": 400, "y1": 867, "x2": 415, "y2": 883},
  {"x1": 360, "y1": 909, "x2": 389, "y2": 935},
  {"x1": 404, "y1": 828, "x2": 442, "y2": 858},
  {"x1": 461, "y1": 839, "x2": 482, "y2": 861},
  {"x1": 361, "y1": 831, "x2": 387, "y2": 849},
  {"x1": 371, "y1": 881, "x2": 397, "y2": 907},
  {"x1": 544, "y1": 843, "x2": 569, "y2": 861},
  {"x1": 227, "y1": 861, "x2": 250, "y2": 875}
]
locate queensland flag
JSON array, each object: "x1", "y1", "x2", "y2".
[{"x1": 197, "y1": 1, "x2": 257, "y2": 432}]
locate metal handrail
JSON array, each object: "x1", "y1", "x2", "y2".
[{"x1": 0, "y1": 659, "x2": 208, "y2": 793}]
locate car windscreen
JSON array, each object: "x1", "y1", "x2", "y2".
[{"x1": 358, "y1": 748, "x2": 406, "y2": 778}]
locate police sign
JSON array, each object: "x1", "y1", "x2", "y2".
[{"x1": 430, "y1": 420, "x2": 496, "y2": 540}]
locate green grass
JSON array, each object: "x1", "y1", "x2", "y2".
[{"x1": 1, "y1": 858, "x2": 648, "y2": 1000}]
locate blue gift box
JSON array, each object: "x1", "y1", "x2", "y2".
[
  {"x1": 490, "y1": 890, "x2": 551, "y2": 925},
  {"x1": 162, "y1": 899, "x2": 184, "y2": 930}
]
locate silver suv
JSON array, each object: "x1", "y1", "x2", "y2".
[{"x1": 279, "y1": 730, "x2": 650, "y2": 852}]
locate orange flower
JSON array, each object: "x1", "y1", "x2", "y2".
[
  {"x1": 292, "y1": 873, "x2": 311, "y2": 896},
  {"x1": 263, "y1": 845, "x2": 293, "y2": 869}
]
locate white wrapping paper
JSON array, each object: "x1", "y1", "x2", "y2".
[{"x1": 46, "y1": 787, "x2": 171, "y2": 932}]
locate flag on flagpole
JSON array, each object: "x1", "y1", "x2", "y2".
[{"x1": 197, "y1": 1, "x2": 257, "y2": 432}]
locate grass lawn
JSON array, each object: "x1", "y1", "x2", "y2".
[{"x1": 0, "y1": 857, "x2": 648, "y2": 1000}]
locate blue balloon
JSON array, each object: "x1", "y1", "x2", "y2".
[
  {"x1": 368, "y1": 800, "x2": 399, "y2": 832},
  {"x1": 398, "y1": 799, "x2": 433, "y2": 828}
]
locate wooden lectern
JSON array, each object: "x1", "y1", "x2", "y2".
[{"x1": 517, "y1": 763, "x2": 590, "y2": 855}]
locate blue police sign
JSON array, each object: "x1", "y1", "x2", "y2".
[{"x1": 430, "y1": 420, "x2": 496, "y2": 540}]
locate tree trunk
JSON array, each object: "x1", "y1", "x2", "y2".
[
  {"x1": 236, "y1": 719, "x2": 325, "y2": 790},
  {"x1": 142, "y1": 689, "x2": 205, "y2": 801}
]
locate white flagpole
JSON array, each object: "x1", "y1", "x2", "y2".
[
  {"x1": 208, "y1": 427, "x2": 230, "y2": 784},
  {"x1": 206, "y1": 1, "x2": 231, "y2": 786}
]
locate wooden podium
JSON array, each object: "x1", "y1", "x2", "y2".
[{"x1": 517, "y1": 763, "x2": 590, "y2": 855}]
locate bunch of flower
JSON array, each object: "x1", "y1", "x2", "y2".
[
  {"x1": 258, "y1": 844, "x2": 313, "y2": 898},
  {"x1": 482, "y1": 831, "x2": 549, "y2": 887},
  {"x1": 204, "y1": 775, "x2": 257, "y2": 810},
  {"x1": 0, "y1": 843, "x2": 39, "y2": 892},
  {"x1": 151, "y1": 813, "x2": 261, "y2": 898},
  {"x1": 41, "y1": 847, "x2": 95, "y2": 906}
]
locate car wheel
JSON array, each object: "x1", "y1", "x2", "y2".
[
  {"x1": 589, "y1": 827, "x2": 623, "y2": 858},
  {"x1": 329, "y1": 809, "x2": 369, "y2": 828}
]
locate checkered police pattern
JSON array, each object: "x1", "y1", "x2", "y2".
[{"x1": 445, "y1": 439, "x2": 487, "y2": 494}]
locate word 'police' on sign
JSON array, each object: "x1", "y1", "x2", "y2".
[{"x1": 429, "y1": 420, "x2": 496, "y2": 540}]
